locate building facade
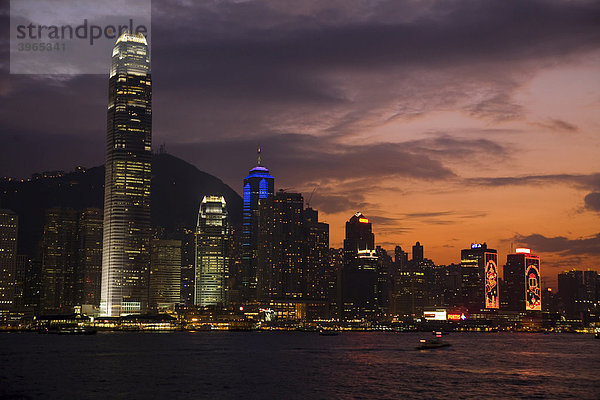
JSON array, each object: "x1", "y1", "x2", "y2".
[
  {"x1": 0, "y1": 210, "x2": 18, "y2": 312},
  {"x1": 150, "y1": 239, "x2": 182, "y2": 311},
  {"x1": 40, "y1": 208, "x2": 79, "y2": 313},
  {"x1": 195, "y1": 196, "x2": 229, "y2": 307},
  {"x1": 101, "y1": 32, "x2": 152, "y2": 316},
  {"x1": 241, "y1": 149, "x2": 274, "y2": 303},
  {"x1": 503, "y1": 248, "x2": 541, "y2": 312},
  {"x1": 460, "y1": 243, "x2": 498, "y2": 313},
  {"x1": 78, "y1": 208, "x2": 103, "y2": 307},
  {"x1": 257, "y1": 191, "x2": 305, "y2": 301},
  {"x1": 340, "y1": 212, "x2": 379, "y2": 321}
]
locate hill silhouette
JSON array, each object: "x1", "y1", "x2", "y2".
[{"x1": 0, "y1": 153, "x2": 242, "y2": 255}]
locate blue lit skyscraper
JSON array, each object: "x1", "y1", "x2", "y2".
[{"x1": 241, "y1": 148, "x2": 274, "y2": 302}]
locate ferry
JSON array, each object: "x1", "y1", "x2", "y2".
[{"x1": 416, "y1": 338, "x2": 451, "y2": 350}]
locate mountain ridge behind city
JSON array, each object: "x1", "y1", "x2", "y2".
[{"x1": 0, "y1": 152, "x2": 243, "y2": 255}]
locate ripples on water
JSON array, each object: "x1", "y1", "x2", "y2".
[{"x1": 0, "y1": 332, "x2": 598, "y2": 399}]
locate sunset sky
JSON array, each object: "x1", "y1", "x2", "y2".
[{"x1": 1, "y1": 0, "x2": 599, "y2": 286}]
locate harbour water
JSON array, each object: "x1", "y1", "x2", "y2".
[{"x1": 1, "y1": 331, "x2": 598, "y2": 399}]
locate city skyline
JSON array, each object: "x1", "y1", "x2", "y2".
[{"x1": 1, "y1": 1, "x2": 599, "y2": 286}]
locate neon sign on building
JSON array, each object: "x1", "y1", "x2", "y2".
[
  {"x1": 484, "y1": 252, "x2": 499, "y2": 309},
  {"x1": 525, "y1": 256, "x2": 541, "y2": 311}
]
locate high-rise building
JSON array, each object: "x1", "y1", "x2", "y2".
[
  {"x1": 412, "y1": 242, "x2": 424, "y2": 263},
  {"x1": 150, "y1": 239, "x2": 182, "y2": 311},
  {"x1": 40, "y1": 208, "x2": 79, "y2": 313},
  {"x1": 304, "y1": 207, "x2": 329, "y2": 300},
  {"x1": 241, "y1": 148, "x2": 274, "y2": 302},
  {"x1": 340, "y1": 212, "x2": 378, "y2": 321},
  {"x1": 394, "y1": 246, "x2": 408, "y2": 271},
  {"x1": 77, "y1": 208, "x2": 103, "y2": 307},
  {"x1": 375, "y1": 246, "x2": 393, "y2": 315},
  {"x1": 257, "y1": 191, "x2": 305, "y2": 301},
  {"x1": 503, "y1": 248, "x2": 541, "y2": 312},
  {"x1": 101, "y1": 32, "x2": 152, "y2": 316},
  {"x1": 327, "y1": 247, "x2": 343, "y2": 318},
  {"x1": 460, "y1": 243, "x2": 498, "y2": 312},
  {"x1": 195, "y1": 196, "x2": 229, "y2": 307},
  {"x1": 0, "y1": 210, "x2": 18, "y2": 312},
  {"x1": 178, "y1": 228, "x2": 196, "y2": 307},
  {"x1": 557, "y1": 269, "x2": 599, "y2": 323}
]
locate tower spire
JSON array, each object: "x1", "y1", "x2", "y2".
[{"x1": 257, "y1": 146, "x2": 262, "y2": 166}]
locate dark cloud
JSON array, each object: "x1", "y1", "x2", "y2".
[
  {"x1": 308, "y1": 193, "x2": 371, "y2": 215},
  {"x1": 1, "y1": 0, "x2": 599, "y2": 193},
  {"x1": 401, "y1": 210, "x2": 487, "y2": 225},
  {"x1": 534, "y1": 118, "x2": 579, "y2": 133},
  {"x1": 166, "y1": 133, "x2": 465, "y2": 191},
  {"x1": 584, "y1": 192, "x2": 600, "y2": 212},
  {"x1": 514, "y1": 233, "x2": 600, "y2": 256},
  {"x1": 404, "y1": 211, "x2": 453, "y2": 218},
  {"x1": 466, "y1": 173, "x2": 600, "y2": 190}
]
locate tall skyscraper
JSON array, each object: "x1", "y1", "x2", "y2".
[
  {"x1": 340, "y1": 212, "x2": 378, "y2": 321},
  {"x1": 40, "y1": 208, "x2": 79, "y2": 313},
  {"x1": 557, "y1": 269, "x2": 599, "y2": 323},
  {"x1": 241, "y1": 148, "x2": 274, "y2": 302},
  {"x1": 195, "y1": 196, "x2": 229, "y2": 307},
  {"x1": 412, "y1": 242, "x2": 424, "y2": 263},
  {"x1": 101, "y1": 32, "x2": 152, "y2": 316},
  {"x1": 77, "y1": 208, "x2": 103, "y2": 307},
  {"x1": 150, "y1": 239, "x2": 182, "y2": 311},
  {"x1": 177, "y1": 228, "x2": 196, "y2": 307},
  {"x1": 503, "y1": 248, "x2": 541, "y2": 311},
  {"x1": 304, "y1": 207, "x2": 329, "y2": 300},
  {"x1": 257, "y1": 191, "x2": 305, "y2": 301},
  {"x1": 0, "y1": 210, "x2": 18, "y2": 312},
  {"x1": 460, "y1": 243, "x2": 498, "y2": 312}
]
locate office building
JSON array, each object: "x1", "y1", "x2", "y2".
[
  {"x1": 40, "y1": 208, "x2": 79, "y2": 313},
  {"x1": 558, "y1": 269, "x2": 599, "y2": 323},
  {"x1": 150, "y1": 239, "x2": 182, "y2": 311},
  {"x1": 460, "y1": 243, "x2": 498, "y2": 312},
  {"x1": 195, "y1": 196, "x2": 229, "y2": 307},
  {"x1": 101, "y1": 32, "x2": 152, "y2": 316},
  {"x1": 303, "y1": 208, "x2": 329, "y2": 300},
  {"x1": 503, "y1": 248, "x2": 541, "y2": 311},
  {"x1": 241, "y1": 148, "x2": 274, "y2": 302},
  {"x1": 77, "y1": 208, "x2": 103, "y2": 307},
  {"x1": 0, "y1": 210, "x2": 18, "y2": 312},
  {"x1": 257, "y1": 191, "x2": 305, "y2": 301},
  {"x1": 340, "y1": 212, "x2": 378, "y2": 321}
]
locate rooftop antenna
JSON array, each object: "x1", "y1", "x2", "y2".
[
  {"x1": 257, "y1": 146, "x2": 262, "y2": 166},
  {"x1": 306, "y1": 185, "x2": 319, "y2": 208}
]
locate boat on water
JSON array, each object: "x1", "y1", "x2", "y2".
[
  {"x1": 319, "y1": 328, "x2": 340, "y2": 336},
  {"x1": 39, "y1": 326, "x2": 97, "y2": 335},
  {"x1": 594, "y1": 328, "x2": 600, "y2": 339},
  {"x1": 58, "y1": 326, "x2": 97, "y2": 335},
  {"x1": 416, "y1": 338, "x2": 451, "y2": 350}
]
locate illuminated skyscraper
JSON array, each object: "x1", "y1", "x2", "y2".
[
  {"x1": 101, "y1": 32, "x2": 152, "y2": 316},
  {"x1": 460, "y1": 243, "x2": 498, "y2": 312},
  {"x1": 304, "y1": 207, "x2": 329, "y2": 300},
  {"x1": 503, "y1": 248, "x2": 541, "y2": 311},
  {"x1": 0, "y1": 209, "x2": 18, "y2": 312},
  {"x1": 150, "y1": 239, "x2": 182, "y2": 311},
  {"x1": 195, "y1": 196, "x2": 229, "y2": 307},
  {"x1": 78, "y1": 208, "x2": 103, "y2": 307},
  {"x1": 40, "y1": 208, "x2": 79, "y2": 313},
  {"x1": 257, "y1": 191, "x2": 305, "y2": 301},
  {"x1": 241, "y1": 148, "x2": 274, "y2": 302},
  {"x1": 340, "y1": 212, "x2": 378, "y2": 321}
]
